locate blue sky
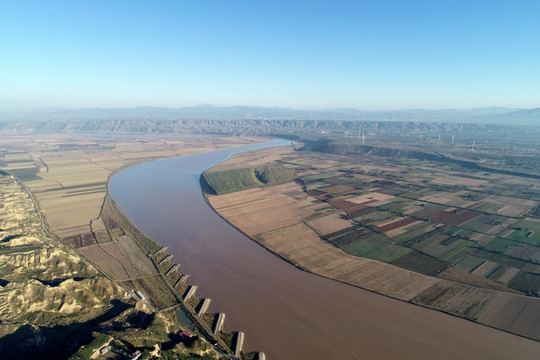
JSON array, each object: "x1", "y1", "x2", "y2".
[{"x1": 1, "y1": 1, "x2": 539, "y2": 110}]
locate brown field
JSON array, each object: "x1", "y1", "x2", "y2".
[
  {"x1": 490, "y1": 196, "x2": 539, "y2": 217},
  {"x1": 477, "y1": 294, "x2": 540, "y2": 339},
  {"x1": 98, "y1": 242, "x2": 142, "y2": 278},
  {"x1": 207, "y1": 182, "x2": 322, "y2": 236},
  {"x1": 348, "y1": 192, "x2": 395, "y2": 206},
  {"x1": 372, "y1": 215, "x2": 403, "y2": 228},
  {"x1": 254, "y1": 223, "x2": 440, "y2": 301},
  {"x1": 412, "y1": 281, "x2": 501, "y2": 320},
  {"x1": 93, "y1": 230, "x2": 111, "y2": 243},
  {"x1": 79, "y1": 236, "x2": 157, "y2": 281},
  {"x1": 114, "y1": 235, "x2": 158, "y2": 275},
  {"x1": 376, "y1": 217, "x2": 418, "y2": 232},
  {"x1": 55, "y1": 224, "x2": 92, "y2": 238},
  {"x1": 89, "y1": 218, "x2": 107, "y2": 232},
  {"x1": 437, "y1": 267, "x2": 519, "y2": 293},
  {"x1": 99, "y1": 241, "x2": 151, "y2": 279},
  {"x1": 494, "y1": 267, "x2": 521, "y2": 285},
  {"x1": 306, "y1": 212, "x2": 354, "y2": 235},
  {"x1": 64, "y1": 232, "x2": 98, "y2": 248},
  {"x1": 429, "y1": 209, "x2": 482, "y2": 226},
  {"x1": 385, "y1": 220, "x2": 425, "y2": 238},
  {"x1": 37, "y1": 191, "x2": 106, "y2": 230},
  {"x1": 329, "y1": 199, "x2": 369, "y2": 212},
  {"x1": 411, "y1": 279, "x2": 540, "y2": 339},
  {"x1": 420, "y1": 192, "x2": 460, "y2": 205},
  {"x1": 79, "y1": 244, "x2": 131, "y2": 280},
  {"x1": 471, "y1": 261, "x2": 499, "y2": 277}
]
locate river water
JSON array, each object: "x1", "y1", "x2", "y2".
[{"x1": 109, "y1": 139, "x2": 540, "y2": 360}]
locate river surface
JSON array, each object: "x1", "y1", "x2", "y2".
[{"x1": 110, "y1": 139, "x2": 540, "y2": 360}]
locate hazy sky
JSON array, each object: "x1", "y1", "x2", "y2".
[{"x1": 1, "y1": 1, "x2": 539, "y2": 111}]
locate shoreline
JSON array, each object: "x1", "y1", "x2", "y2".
[
  {"x1": 94, "y1": 139, "x2": 284, "y2": 359},
  {"x1": 96, "y1": 141, "x2": 540, "y2": 359},
  {"x1": 100, "y1": 172, "x2": 262, "y2": 359}
]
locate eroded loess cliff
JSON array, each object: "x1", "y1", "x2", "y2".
[{"x1": 0, "y1": 174, "x2": 125, "y2": 356}]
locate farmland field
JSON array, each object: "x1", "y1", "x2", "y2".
[
  {"x1": 79, "y1": 244, "x2": 131, "y2": 280},
  {"x1": 0, "y1": 134, "x2": 262, "y2": 236},
  {"x1": 306, "y1": 212, "x2": 354, "y2": 235},
  {"x1": 508, "y1": 218, "x2": 540, "y2": 245},
  {"x1": 205, "y1": 142, "x2": 540, "y2": 340},
  {"x1": 207, "y1": 182, "x2": 323, "y2": 236}
]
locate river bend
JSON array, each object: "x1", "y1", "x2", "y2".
[{"x1": 110, "y1": 139, "x2": 540, "y2": 360}]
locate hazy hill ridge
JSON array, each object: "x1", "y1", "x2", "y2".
[
  {"x1": 1, "y1": 105, "x2": 538, "y2": 126},
  {"x1": 0, "y1": 119, "x2": 539, "y2": 139}
]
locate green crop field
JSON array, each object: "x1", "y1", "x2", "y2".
[
  {"x1": 454, "y1": 256, "x2": 485, "y2": 272},
  {"x1": 341, "y1": 233, "x2": 411, "y2": 262},
  {"x1": 460, "y1": 214, "x2": 513, "y2": 233},
  {"x1": 508, "y1": 219, "x2": 540, "y2": 245},
  {"x1": 485, "y1": 237, "x2": 519, "y2": 253},
  {"x1": 439, "y1": 240, "x2": 475, "y2": 264}
]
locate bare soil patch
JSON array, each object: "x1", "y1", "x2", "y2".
[
  {"x1": 208, "y1": 183, "x2": 320, "y2": 236},
  {"x1": 376, "y1": 217, "x2": 417, "y2": 232},
  {"x1": 306, "y1": 212, "x2": 354, "y2": 235}
]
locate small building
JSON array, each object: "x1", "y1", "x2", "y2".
[
  {"x1": 135, "y1": 291, "x2": 145, "y2": 300},
  {"x1": 178, "y1": 330, "x2": 193, "y2": 342}
]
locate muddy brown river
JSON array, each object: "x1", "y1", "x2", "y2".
[{"x1": 110, "y1": 140, "x2": 540, "y2": 359}]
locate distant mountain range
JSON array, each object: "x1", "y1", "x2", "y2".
[{"x1": 0, "y1": 105, "x2": 539, "y2": 126}]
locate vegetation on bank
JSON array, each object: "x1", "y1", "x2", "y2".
[
  {"x1": 68, "y1": 334, "x2": 111, "y2": 360},
  {"x1": 203, "y1": 164, "x2": 296, "y2": 195}
]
